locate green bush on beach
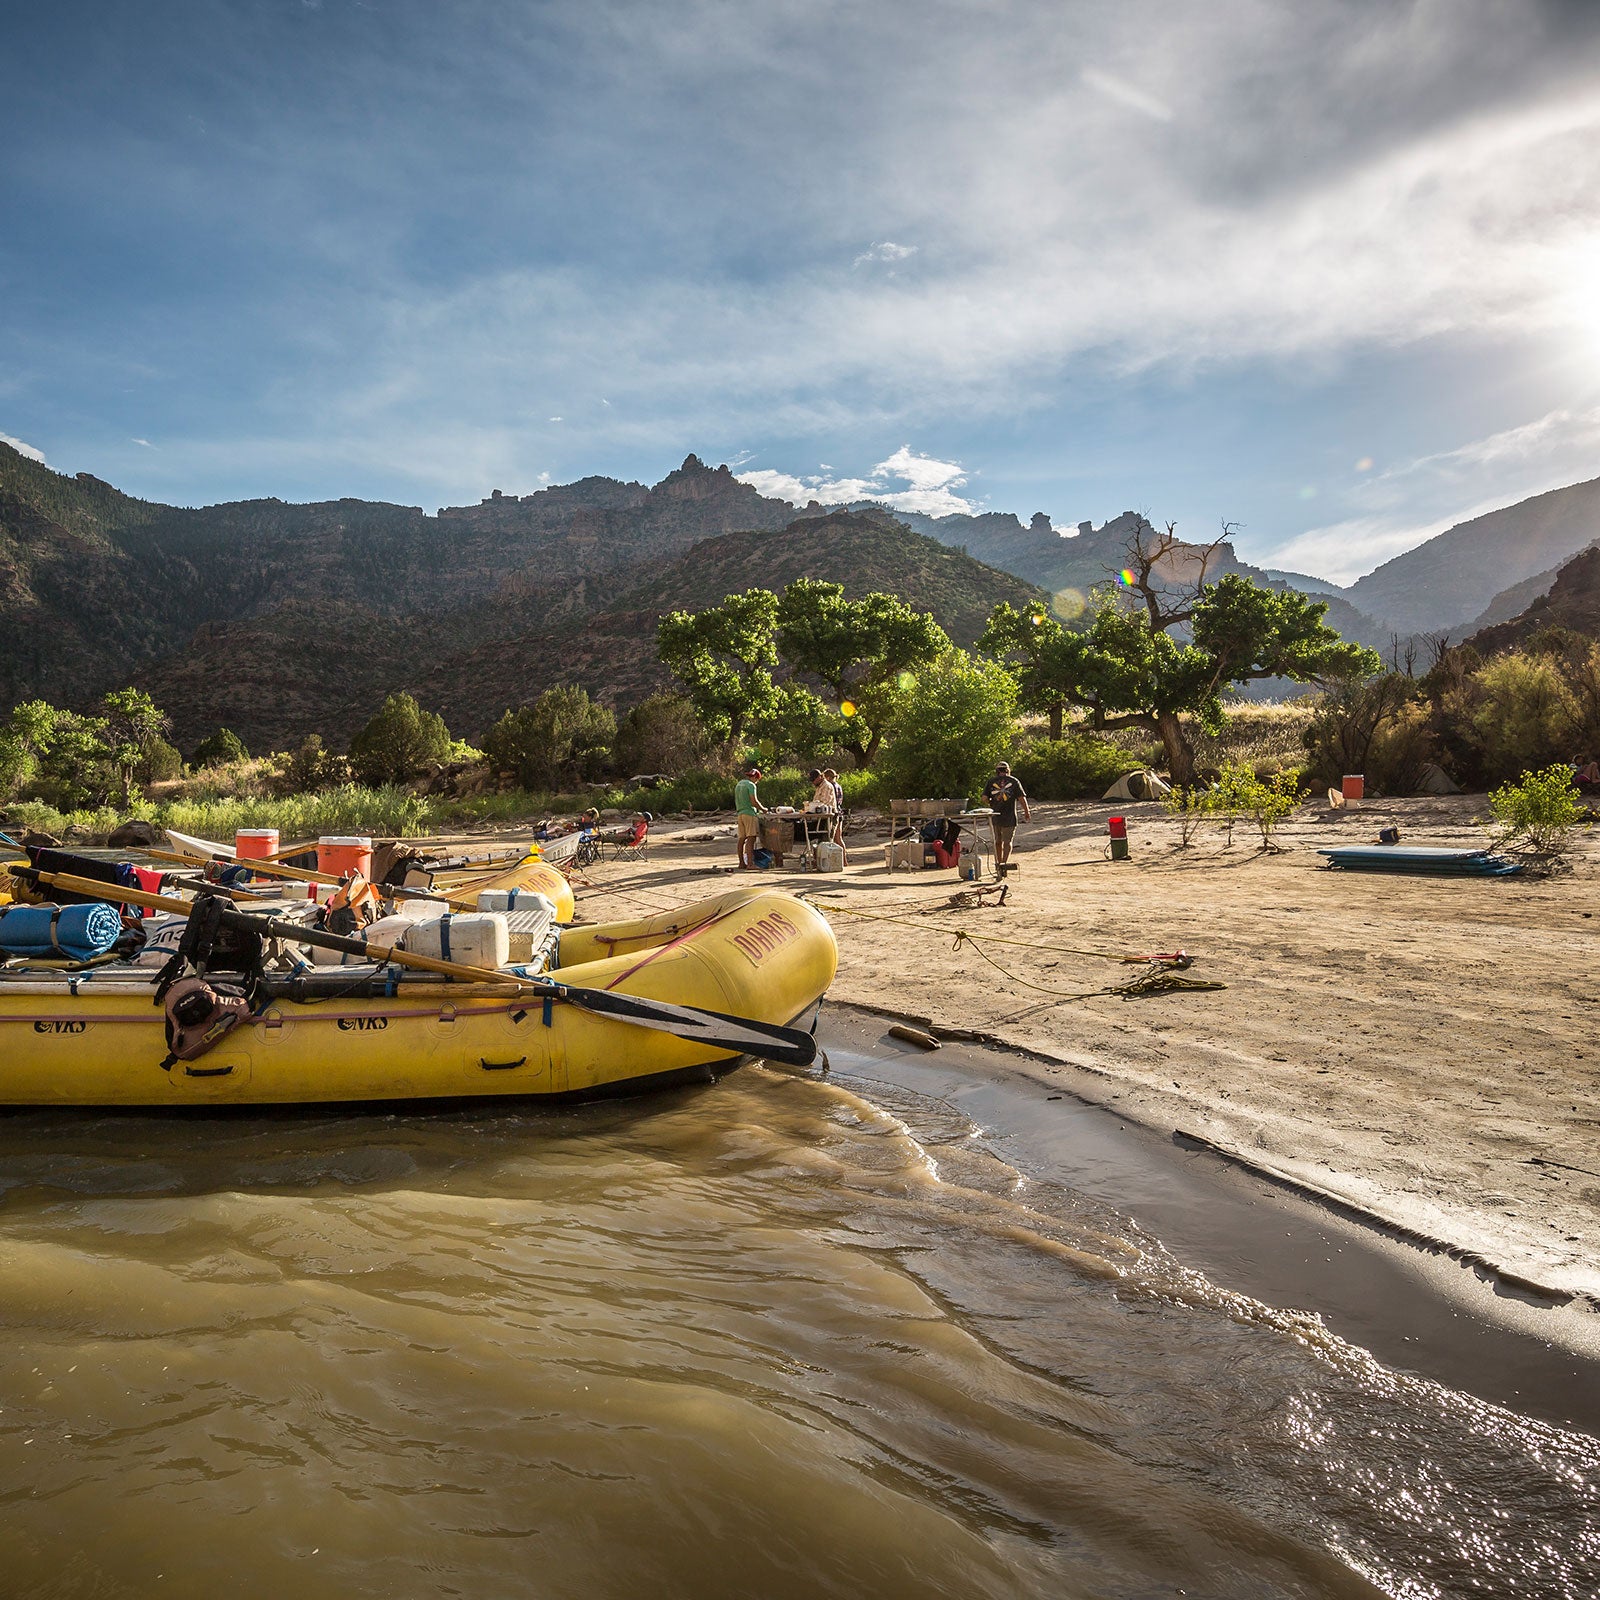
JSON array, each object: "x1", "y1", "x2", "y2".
[{"x1": 1488, "y1": 765, "x2": 1586, "y2": 856}]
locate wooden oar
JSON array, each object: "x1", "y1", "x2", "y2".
[
  {"x1": 147, "y1": 846, "x2": 487, "y2": 910},
  {"x1": 6, "y1": 866, "x2": 818, "y2": 1067}
]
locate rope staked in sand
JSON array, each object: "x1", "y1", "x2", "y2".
[
  {"x1": 808, "y1": 899, "x2": 1188, "y2": 964},
  {"x1": 809, "y1": 900, "x2": 1225, "y2": 1002}
]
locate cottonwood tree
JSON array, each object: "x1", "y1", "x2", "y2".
[
  {"x1": 657, "y1": 590, "x2": 784, "y2": 748},
  {"x1": 775, "y1": 579, "x2": 948, "y2": 765},
  {"x1": 983, "y1": 521, "x2": 1379, "y2": 786},
  {"x1": 101, "y1": 687, "x2": 173, "y2": 804}
]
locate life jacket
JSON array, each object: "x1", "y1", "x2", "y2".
[{"x1": 321, "y1": 871, "x2": 380, "y2": 937}]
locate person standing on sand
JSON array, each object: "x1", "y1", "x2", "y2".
[
  {"x1": 822, "y1": 766, "x2": 848, "y2": 865},
  {"x1": 983, "y1": 761, "x2": 1030, "y2": 874},
  {"x1": 734, "y1": 766, "x2": 766, "y2": 869}
]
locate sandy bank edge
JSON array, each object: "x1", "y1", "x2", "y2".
[{"x1": 828, "y1": 998, "x2": 1597, "y2": 1315}]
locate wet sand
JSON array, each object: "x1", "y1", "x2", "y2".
[{"x1": 568, "y1": 794, "x2": 1600, "y2": 1319}]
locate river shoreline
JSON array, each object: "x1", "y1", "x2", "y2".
[
  {"x1": 559, "y1": 792, "x2": 1600, "y2": 1335},
  {"x1": 814, "y1": 1009, "x2": 1600, "y2": 1437}
]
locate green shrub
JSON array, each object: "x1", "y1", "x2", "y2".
[
  {"x1": 877, "y1": 650, "x2": 1018, "y2": 800},
  {"x1": 275, "y1": 734, "x2": 353, "y2": 795},
  {"x1": 1162, "y1": 782, "x2": 1212, "y2": 847},
  {"x1": 1464, "y1": 651, "x2": 1580, "y2": 786},
  {"x1": 1210, "y1": 761, "x2": 1305, "y2": 850},
  {"x1": 1488, "y1": 765, "x2": 1585, "y2": 855},
  {"x1": 348, "y1": 694, "x2": 453, "y2": 787},
  {"x1": 138, "y1": 737, "x2": 185, "y2": 785},
  {"x1": 1010, "y1": 735, "x2": 1138, "y2": 800},
  {"x1": 482, "y1": 688, "x2": 614, "y2": 791},
  {"x1": 192, "y1": 728, "x2": 250, "y2": 768},
  {"x1": 610, "y1": 695, "x2": 710, "y2": 778}
]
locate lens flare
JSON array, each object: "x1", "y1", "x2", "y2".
[
  {"x1": 1355, "y1": 456, "x2": 1374, "y2": 472},
  {"x1": 840, "y1": 700, "x2": 857, "y2": 718},
  {"x1": 896, "y1": 671, "x2": 917, "y2": 691},
  {"x1": 1117, "y1": 568, "x2": 1136, "y2": 587},
  {"x1": 1052, "y1": 587, "x2": 1086, "y2": 621}
]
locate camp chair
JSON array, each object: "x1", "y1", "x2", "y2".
[{"x1": 608, "y1": 817, "x2": 651, "y2": 863}]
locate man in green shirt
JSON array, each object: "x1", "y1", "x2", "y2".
[{"x1": 734, "y1": 765, "x2": 766, "y2": 869}]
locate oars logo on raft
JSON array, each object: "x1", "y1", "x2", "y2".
[{"x1": 731, "y1": 909, "x2": 800, "y2": 967}]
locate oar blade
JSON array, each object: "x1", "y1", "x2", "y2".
[{"x1": 556, "y1": 985, "x2": 817, "y2": 1068}]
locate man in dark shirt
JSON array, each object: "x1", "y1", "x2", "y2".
[{"x1": 982, "y1": 761, "x2": 1030, "y2": 874}]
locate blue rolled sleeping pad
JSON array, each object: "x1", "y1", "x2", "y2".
[{"x1": 0, "y1": 901, "x2": 126, "y2": 961}]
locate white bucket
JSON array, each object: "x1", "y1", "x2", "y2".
[{"x1": 404, "y1": 913, "x2": 510, "y2": 972}]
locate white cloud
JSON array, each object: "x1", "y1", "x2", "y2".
[
  {"x1": 131, "y1": 437, "x2": 155, "y2": 448},
  {"x1": 0, "y1": 432, "x2": 48, "y2": 465},
  {"x1": 738, "y1": 446, "x2": 977, "y2": 518},
  {"x1": 853, "y1": 241, "x2": 918, "y2": 268},
  {"x1": 1080, "y1": 67, "x2": 1173, "y2": 123}
]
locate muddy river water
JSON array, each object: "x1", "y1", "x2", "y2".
[{"x1": 0, "y1": 1026, "x2": 1595, "y2": 1599}]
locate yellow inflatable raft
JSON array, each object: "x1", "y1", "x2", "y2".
[{"x1": 0, "y1": 887, "x2": 834, "y2": 1108}]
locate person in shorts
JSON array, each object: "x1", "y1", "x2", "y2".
[
  {"x1": 734, "y1": 766, "x2": 766, "y2": 869},
  {"x1": 983, "y1": 761, "x2": 1030, "y2": 874}
]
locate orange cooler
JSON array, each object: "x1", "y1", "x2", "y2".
[
  {"x1": 1341, "y1": 775, "x2": 1365, "y2": 801},
  {"x1": 235, "y1": 828, "x2": 279, "y2": 860},
  {"x1": 318, "y1": 835, "x2": 373, "y2": 880}
]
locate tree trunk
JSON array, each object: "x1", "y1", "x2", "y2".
[
  {"x1": 1048, "y1": 701, "x2": 1064, "y2": 741},
  {"x1": 859, "y1": 730, "x2": 879, "y2": 767},
  {"x1": 1155, "y1": 711, "x2": 1197, "y2": 788}
]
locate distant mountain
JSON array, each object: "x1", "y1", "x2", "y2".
[
  {"x1": 883, "y1": 502, "x2": 1398, "y2": 652},
  {"x1": 1345, "y1": 478, "x2": 1600, "y2": 635},
  {"x1": 0, "y1": 444, "x2": 821, "y2": 747},
  {"x1": 1465, "y1": 545, "x2": 1600, "y2": 657},
  {"x1": 1261, "y1": 568, "x2": 1349, "y2": 599},
  {"x1": 1463, "y1": 540, "x2": 1600, "y2": 633}
]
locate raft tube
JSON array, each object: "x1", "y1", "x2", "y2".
[{"x1": 0, "y1": 887, "x2": 834, "y2": 1108}]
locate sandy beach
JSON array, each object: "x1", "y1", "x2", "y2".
[{"x1": 565, "y1": 795, "x2": 1600, "y2": 1311}]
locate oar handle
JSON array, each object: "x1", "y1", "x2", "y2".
[{"x1": 156, "y1": 846, "x2": 482, "y2": 909}]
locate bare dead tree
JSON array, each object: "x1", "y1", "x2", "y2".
[{"x1": 1105, "y1": 518, "x2": 1233, "y2": 631}]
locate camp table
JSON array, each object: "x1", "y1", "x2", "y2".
[{"x1": 761, "y1": 809, "x2": 840, "y2": 869}]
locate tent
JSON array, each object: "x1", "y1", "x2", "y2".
[
  {"x1": 1416, "y1": 763, "x2": 1462, "y2": 795},
  {"x1": 1102, "y1": 769, "x2": 1172, "y2": 801}
]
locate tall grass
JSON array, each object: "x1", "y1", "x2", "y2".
[{"x1": 8, "y1": 785, "x2": 451, "y2": 842}]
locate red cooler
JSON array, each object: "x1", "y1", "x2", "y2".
[
  {"x1": 235, "y1": 828, "x2": 279, "y2": 860},
  {"x1": 318, "y1": 836, "x2": 374, "y2": 880}
]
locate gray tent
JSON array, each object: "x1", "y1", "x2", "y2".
[
  {"x1": 1102, "y1": 769, "x2": 1172, "y2": 801},
  {"x1": 1416, "y1": 763, "x2": 1462, "y2": 795}
]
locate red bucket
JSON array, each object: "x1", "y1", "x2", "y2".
[{"x1": 1107, "y1": 815, "x2": 1128, "y2": 840}]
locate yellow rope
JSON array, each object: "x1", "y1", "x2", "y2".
[
  {"x1": 807, "y1": 899, "x2": 1179, "y2": 964},
  {"x1": 805, "y1": 897, "x2": 1223, "y2": 1000}
]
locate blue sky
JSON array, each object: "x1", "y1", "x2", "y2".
[{"x1": 5, "y1": 0, "x2": 1600, "y2": 582}]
